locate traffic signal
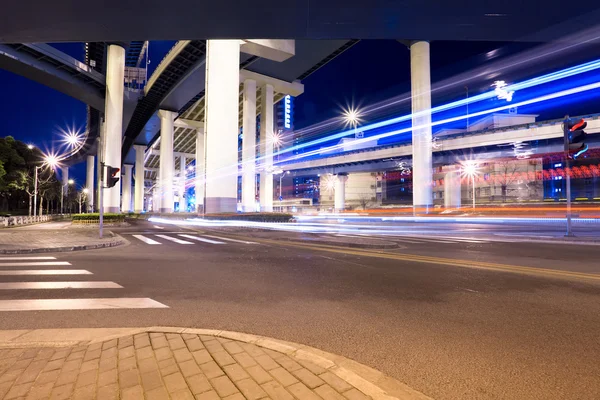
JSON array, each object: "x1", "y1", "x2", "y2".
[
  {"x1": 106, "y1": 165, "x2": 120, "y2": 188},
  {"x1": 565, "y1": 118, "x2": 589, "y2": 160}
]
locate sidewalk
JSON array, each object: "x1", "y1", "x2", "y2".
[
  {"x1": 0, "y1": 328, "x2": 430, "y2": 400},
  {"x1": 0, "y1": 222, "x2": 126, "y2": 254}
]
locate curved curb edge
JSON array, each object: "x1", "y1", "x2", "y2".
[
  {"x1": 0, "y1": 237, "x2": 128, "y2": 254},
  {"x1": 89, "y1": 326, "x2": 432, "y2": 400}
]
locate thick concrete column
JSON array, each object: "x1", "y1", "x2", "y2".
[
  {"x1": 86, "y1": 156, "x2": 94, "y2": 212},
  {"x1": 121, "y1": 164, "x2": 133, "y2": 212},
  {"x1": 204, "y1": 40, "x2": 240, "y2": 213},
  {"x1": 241, "y1": 79, "x2": 257, "y2": 212},
  {"x1": 158, "y1": 109, "x2": 176, "y2": 213},
  {"x1": 195, "y1": 127, "x2": 205, "y2": 213},
  {"x1": 410, "y1": 41, "x2": 433, "y2": 212},
  {"x1": 179, "y1": 155, "x2": 186, "y2": 212},
  {"x1": 134, "y1": 145, "x2": 145, "y2": 213},
  {"x1": 334, "y1": 174, "x2": 348, "y2": 212},
  {"x1": 103, "y1": 44, "x2": 125, "y2": 213},
  {"x1": 444, "y1": 169, "x2": 461, "y2": 208},
  {"x1": 259, "y1": 84, "x2": 274, "y2": 212}
]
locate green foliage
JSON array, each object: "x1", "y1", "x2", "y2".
[
  {"x1": 72, "y1": 213, "x2": 126, "y2": 222},
  {"x1": 203, "y1": 213, "x2": 293, "y2": 223},
  {"x1": 0, "y1": 136, "x2": 62, "y2": 213}
]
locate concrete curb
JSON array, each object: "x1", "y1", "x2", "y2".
[
  {"x1": 0, "y1": 327, "x2": 432, "y2": 400},
  {"x1": 0, "y1": 235, "x2": 128, "y2": 254}
]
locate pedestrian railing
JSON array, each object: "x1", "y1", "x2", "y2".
[{"x1": 0, "y1": 214, "x2": 57, "y2": 227}]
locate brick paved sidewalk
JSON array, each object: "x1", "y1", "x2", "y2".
[
  {"x1": 0, "y1": 226, "x2": 124, "y2": 253},
  {"x1": 0, "y1": 332, "x2": 386, "y2": 400}
]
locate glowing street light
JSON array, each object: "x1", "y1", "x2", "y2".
[
  {"x1": 43, "y1": 154, "x2": 59, "y2": 169},
  {"x1": 461, "y1": 161, "x2": 479, "y2": 209},
  {"x1": 343, "y1": 107, "x2": 362, "y2": 139},
  {"x1": 321, "y1": 174, "x2": 336, "y2": 192},
  {"x1": 64, "y1": 130, "x2": 83, "y2": 147},
  {"x1": 27, "y1": 144, "x2": 34, "y2": 150},
  {"x1": 68, "y1": 179, "x2": 74, "y2": 185}
]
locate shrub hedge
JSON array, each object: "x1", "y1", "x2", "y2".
[{"x1": 72, "y1": 213, "x2": 125, "y2": 222}]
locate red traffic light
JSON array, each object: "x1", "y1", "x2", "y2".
[{"x1": 106, "y1": 165, "x2": 120, "y2": 188}]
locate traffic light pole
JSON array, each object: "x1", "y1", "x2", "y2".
[
  {"x1": 99, "y1": 162, "x2": 104, "y2": 239},
  {"x1": 563, "y1": 117, "x2": 574, "y2": 237}
]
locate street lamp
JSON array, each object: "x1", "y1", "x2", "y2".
[
  {"x1": 343, "y1": 107, "x2": 362, "y2": 138},
  {"x1": 461, "y1": 161, "x2": 479, "y2": 209},
  {"x1": 279, "y1": 171, "x2": 290, "y2": 200},
  {"x1": 61, "y1": 179, "x2": 74, "y2": 214}
]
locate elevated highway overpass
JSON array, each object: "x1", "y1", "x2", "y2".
[{"x1": 278, "y1": 115, "x2": 600, "y2": 176}]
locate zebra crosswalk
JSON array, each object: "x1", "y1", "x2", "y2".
[
  {"x1": 0, "y1": 256, "x2": 168, "y2": 311},
  {"x1": 128, "y1": 233, "x2": 257, "y2": 246}
]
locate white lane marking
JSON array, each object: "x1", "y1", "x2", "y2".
[
  {"x1": 0, "y1": 281, "x2": 122, "y2": 289},
  {"x1": 153, "y1": 225, "x2": 165, "y2": 229},
  {"x1": 0, "y1": 270, "x2": 92, "y2": 275},
  {"x1": 0, "y1": 298, "x2": 168, "y2": 311},
  {"x1": 201, "y1": 235, "x2": 258, "y2": 244},
  {"x1": 155, "y1": 235, "x2": 193, "y2": 244},
  {"x1": 0, "y1": 257, "x2": 56, "y2": 260},
  {"x1": 132, "y1": 235, "x2": 161, "y2": 245},
  {"x1": 0, "y1": 261, "x2": 71, "y2": 267},
  {"x1": 178, "y1": 234, "x2": 224, "y2": 244},
  {"x1": 396, "y1": 238, "x2": 428, "y2": 244}
]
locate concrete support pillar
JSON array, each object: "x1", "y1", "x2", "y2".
[
  {"x1": 259, "y1": 84, "x2": 274, "y2": 212},
  {"x1": 195, "y1": 128, "x2": 205, "y2": 213},
  {"x1": 241, "y1": 79, "x2": 257, "y2": 212},
  {"x1": 134, "y1": 145, "x2": 145, "y2": 213},
  {"x1": 204, "y1": 40, "x2": 240, "y2": 213},
  {"x1": 86, "y1": 156, "x2": 94, "y2": 212},
  {"x1": 334, "y1": 174, "x2": 348, "y2": 212},
  {"x1": 179, "y1": 155, "x2": 186, "y2": 212},
  {"x1": 158, "y1": 109, "x2": 176, "y2": 213},
  {"x1": 121, "y1": 164, "x2": 133, "y2": 213},
  {"x1": 444, "y1": 169, "x2": 461, "y2": 208},
  {"x1": 103, "y1": 44, "x2": 125, "y2": 213},
  {"x1": 410, "y1": 41, "x2": 433, "y2": 212}
]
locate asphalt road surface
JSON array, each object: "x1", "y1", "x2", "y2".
[{"x1": 0, "y1": 219, "x2": 598, "y2": 400}]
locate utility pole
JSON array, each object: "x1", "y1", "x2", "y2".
[
  {"x1": 33, "y1": 167, "x2": 38, "y2": 217},
  {"x1": 563, "y1": 116, "x2": 574, "y2": 237},
  {"x1": 98, "y1": 133, "x2": 104, "y2": 239}
]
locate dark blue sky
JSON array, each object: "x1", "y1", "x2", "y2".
[{"x1": 0, "y1": 40, "x2": 597, "y2": 184}]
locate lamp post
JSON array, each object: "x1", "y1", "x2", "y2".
[
  {"x1": 462, "y1": 161, "x2": 478, "y2": 209},
  {"x1": 62, "y1": 179, "x2": 74, "y2": 214},
  {"x1": 279, "y1": 171, "x2": 290, "y2": 200},
  {"x1": 33, "y1": 166, "x2": 39, "y2": 217},
  {"x1": 344, "y1": 108, "x2": 360, "y2": 138}
]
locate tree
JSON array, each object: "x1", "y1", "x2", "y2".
[
  {"x1": 357, "y1": 193, "x2": 373, "y2": 210},
  {"x1": 494, "y1": 160, "x2": 519, "y2": 202}
]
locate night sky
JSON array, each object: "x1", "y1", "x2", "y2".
[{"x1": 0, "y1": 39, "x2": 597, "y2": 185}]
